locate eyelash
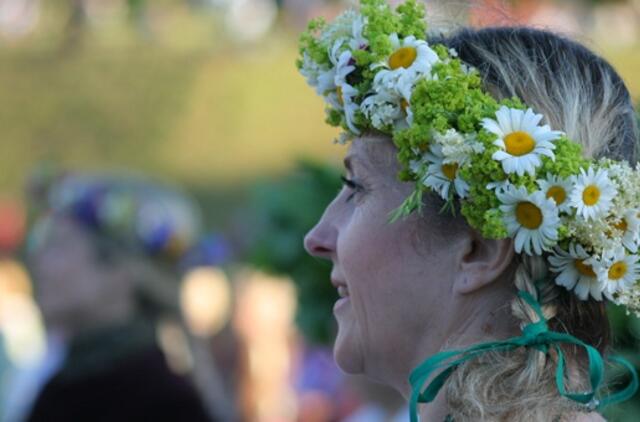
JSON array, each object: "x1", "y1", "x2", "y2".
[{"x1": 341, "y1": 176, "x2": 364, "y2": 202}]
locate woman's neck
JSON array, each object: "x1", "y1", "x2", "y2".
[{"x1": 406, "y1": 287, "x2": 519, "y2": 421}]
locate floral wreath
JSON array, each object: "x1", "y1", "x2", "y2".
[
  {"x1": 27, "y1": 171, "x2": 228, "y2": 270},
  {"x1": 297, "y1": 0, "x2": 640, "y2": 316}
]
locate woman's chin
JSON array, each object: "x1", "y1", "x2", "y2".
[{"x1": 333, "y1": 314, "x2": 365, "y2": 374}]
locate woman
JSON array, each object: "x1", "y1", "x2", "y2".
[
  {"x1": 301, "y1": 0, "x2": 639, "y2": 420},
  {"x1": 20, "y1": 170, "x2": 219, "y2": 422}
]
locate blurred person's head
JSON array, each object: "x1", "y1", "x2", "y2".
[{"x1": 24, "y1": 171, "x2": 209, "y2": 336}]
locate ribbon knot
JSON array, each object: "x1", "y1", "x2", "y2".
[
  {"x1": 521, "y1": 323, "x2": 550, "y2": 354},
  {"x1": 408, "y1": 290, "x2": 639, "y2": 422},
  {"x1": 522, "y1": 319, "x2": 548, "y2": 338},
  {"x1": 520, "y1": 294, "x2": 550, "y2": 352}
]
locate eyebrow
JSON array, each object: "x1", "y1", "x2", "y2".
[
  {"x1": 343, "y1": 155, "x2": 354, "y2": 172},
  {"x1": 344, "y1": 153, "x2": 373, "y2": 175}
]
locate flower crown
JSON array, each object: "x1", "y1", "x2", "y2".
[
  {"x1": 297, "y1": 0, "x2": 640, "y2": 314},
  {"x1": 27, "y1": 171, "x2": 228, "y2": 270}
]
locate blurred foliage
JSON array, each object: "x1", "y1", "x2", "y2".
[
  {"x1": 248, "y1": 160, "x2": 342, "y2": 345},
  {"x1": 0, "y1": 19, "x2": 340, "y2": 196},
  {"x1": 0, "y1": 47, "x2": 201, "y2": 192}
]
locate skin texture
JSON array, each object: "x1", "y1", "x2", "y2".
[{"x1": 304, "y1": 134, "x2": 521, "y2": 420}]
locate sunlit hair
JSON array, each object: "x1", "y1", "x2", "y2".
[{"x1": 421, "y1": 27, "x2": 639, "y2": 421}]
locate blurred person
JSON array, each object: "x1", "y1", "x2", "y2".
[
  {"x1": 9, "y1": 170, "x2": 221, "y2": 422},
  {"x1": 301, "y1": 1, "x2": 640, "y2": 421},
  {"x1": 293, "y1": 344, "x2": 347, "y2": 422},
  {"x1": 0, "y1": 258, "x2": 45, "y2": 422},
  {"x1": 0, "y1": 0, "x2": 40, "y2": 40}
]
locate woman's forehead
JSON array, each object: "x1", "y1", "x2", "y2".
[{"x1": 346, "y1": 135, "x2": 398, "y2": 174}]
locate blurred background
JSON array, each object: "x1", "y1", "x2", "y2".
[{"x1": 0, "y1": 0, "x2": 638, "y2": 421}]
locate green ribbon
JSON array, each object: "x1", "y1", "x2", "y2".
[{"x1": 409, "y1": 291, "x2": 639, "y2": 422}]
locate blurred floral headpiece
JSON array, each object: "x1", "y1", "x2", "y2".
[
  {"x1": 297, "y1": 0, "x2": 640, "y2": 315},
  {"x1": 26, "y1": 168, "x2": 228, "y2": 270}
]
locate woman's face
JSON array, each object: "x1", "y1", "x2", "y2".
[
  {"x1": 28, "y1": 216, "x2": 123, "y2": 329},
  {"x1": 304, "y1": 135, "x2": 466, "y2": 389}
]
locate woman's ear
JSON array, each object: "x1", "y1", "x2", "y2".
[{"x1": 453, "y1": 230, "x2": 514, "y2": 294}]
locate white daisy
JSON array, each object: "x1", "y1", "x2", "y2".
[
  {"x1": 574, "y1": 263, "x2": 605, "y2": 301},
  {"x1": 423, "y1": 144, "x2": 470, "y2": 200},
  {"x1": 329, "y1": 40, "x2": 356, "y2": 86},
  {"x1": 409, "y1": 158, "x2": 425, "y2": 177},
  {"x1": 536, "y1": 173, "x2": 573, "y2": 213},
  {"x1": 348, "y1": 15, "x2": 367, "y2": 51},
  {"x1": 341, "y1": 83, "x2": 361, "y2": 134},
  {"x1": 548, "y1": 243, "x2": 601, "y2": 300},
  {"x1": 316, "y1": 39, "x2": 353, "y2": 99},
  {"x1": 612, "y1": 210, "x2": 640, "y2": 253},
  {"x1": 486, "y1": 179, "x2": 510, "y2": 193},
  {"x1": 482, "y1": 107, "x2": 562, "y2": 177},
  {"x1": 596, "y1": 247, "x2": 640, "y2": 301},
  {"x1": 315, "y1": 63, "x2": 336, "y2": 97},
  {"x1": 364, "y1": 34, "x2": 437, "y2": 130},
  {"x1": 497, "y1": 184, "x2": 561, "y2": 255},
  {"x1": 568, "y1": 167, "x2": 616, "y2": 221},
  {"x1": 316, "y1": 40, "x2": 361, "y2": 133},
  {"x1": 405, "y1": 99, "x2": 414, "y2": 126},
  {"x1": 373, "y1": 33, "x2": 439, "y2": 101}
]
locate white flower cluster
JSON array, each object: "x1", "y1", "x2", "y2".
[
  {"x1": 299, "y1": 7, "x2": 640, "y2": 314},
  {"x1": 299, "y1": 12, "x2": 367, "y2": 134},
  {"x1": 407, "y1": 105, "x2": 640, "y2": 310},
  {"x1": 300, "y1": 10, "x2": 442, "y2": 135},
  {"x1": 410, "y1": 129, "x2": 484, "y2": 200},
  {"x1": 362, "y1": 34, "x2": 440, "y2": 130},
  {"x1": 484, "y1": 107, "x2": 640, "y2": 307}
]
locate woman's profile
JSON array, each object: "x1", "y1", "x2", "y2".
[{"x1": 300, "y1": 1, "x2": 639, "y2": 420}]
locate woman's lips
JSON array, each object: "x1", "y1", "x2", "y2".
[{"x1": 334, "y1": 296, "x2": 350, "y2": 312}]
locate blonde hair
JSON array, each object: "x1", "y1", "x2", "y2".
[{"x1": 428, "y1": 27, "x2": 638, "y2": 421}]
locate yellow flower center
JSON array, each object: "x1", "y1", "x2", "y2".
[
  {"x1": 336, "y1": 86, "x2": 344, "y2": 106},
  {"x1": 504, "y1": 131, "x2": 536, "y2": 156},
  {"x1": 441, "y1": 163, "x2": 458, "y2": 181},
  {"x1": 389, "y1": 47, "x2": 417, "y2": 70},
  {"x1": 515, "y1": 201, "x2": 543, "y2": 229},
  {"x1": 582, "y1": 185, "x2": 601, "y2": 206},
  {"x1": 546, "y1": 186, "x2": 567, "y2": 205},
  {"x1": 614, "y1": 218, "x2": 628, "y2": 233},
  {"x1": 575, "y1": 259, "x2": 596, "y2": 278},
  {"x1": 401, "y1": 98, "x2": 409, "y2": 112},
  {"x1": 608, "y1": 261, "x2": 628, "y2": 281}
]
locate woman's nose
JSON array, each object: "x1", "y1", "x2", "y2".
[{"x1": 304, "y1": 222, "x2": 336, "y2": 259}]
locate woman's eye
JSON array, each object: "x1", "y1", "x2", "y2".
[{"x1": 341, "y1": 176, "x2": 363, "y2": 202}]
